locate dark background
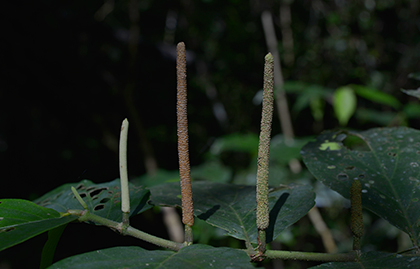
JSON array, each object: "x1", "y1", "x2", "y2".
[{"x1": 1, "y1": 0, "x2": 420, "y2": 268}]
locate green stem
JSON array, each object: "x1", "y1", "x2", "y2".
[
  {"x1": 245, "y1": 248, "x2": 356, "y2": 262},
  {"x1": 71, "y1": 187, "x2": 88, "y2": 210},
  {"x1": 264, "y1": 250, "x2": 356, "y2": 262},
  {"x1": 184, "y1": 225, "x2": 193, "y2": 245},
  {"x1": 68, "y1": 210, "x2": 183, "y2": 251}
]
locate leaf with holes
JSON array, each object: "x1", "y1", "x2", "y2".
[
  {"x1": 33, "y1": 179, "x2": 151, "y2": 223},
  {"x1": 48, "y1": 244, "x2": 254, "y2": 268},
  {"x1": 0, "y1": 199, "x2": 78, "y2": 251},
  {"x1": 149, "y1": 181, "x2": 314, "y2": 244},
  {"x1": 301, "y1": 127, "x2": 420, "y2": 247},
  {"x1": 309, "y1": 251, "x2": 420, "y2": 268}
]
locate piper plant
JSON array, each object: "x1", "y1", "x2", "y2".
[{"x1": 0, "y1": 42, "x2": 419, "y2": 269}]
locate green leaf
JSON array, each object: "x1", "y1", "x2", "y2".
[
  {"x1": 292, "y1": 85, "x2": 330, "y2": 112},
  {"x1": 270, "y1": 135, "x2": 313, "y2": 165},
  {"x1": 209, "y1": 133, "x2": 259, "y2": 156},
  {"x1": 403, "y1": 103, "x2": 420, "y2": 119},
  {"x1": 309, "y1": 251, "x2": 420, "y2": 268},
  {"x1": 131, "y1": 169, "x2": 180, "y2": 188},
  {"x1": 191, "y1": 161, "x2": 232, "y2": 183},
  {"x1": 40, "y1": 224, "x2": 67, "y2": 269},
  {"x1": 48, "y1": 245, "x2": 254, "y2": 268},
  {"x1": 149, "y1": 182, "x2": 314, "y2": 244},
  {"x1": 352, "y1": 85, "x2": 401, "y2": 109},
  {"x1": 0, "y1": 199, "x2": 78, "y2": 251},
  {"x1": 33, "y1": 179, "x2": 152, "y2": 223},
  {"x1": 333, "y1": 86, "x2": 357, "y2": 126},
  {"x1": 301, "y1": 127, "x2": 420, "y2": 247},
  {"x1": 355, "y1": 108, "x2": 399, "y2": 126}
]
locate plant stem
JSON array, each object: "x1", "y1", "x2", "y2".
[
  {"x1": 71, "y1": 187, "x2": 88, "y2": 210},
  {"x1": 262, "y1": 249, "x2": 356, "y2": 262},
  {"x1": 176, "y1": 42, "x2": 194, "y2": 243},
  {"x1": 256, "y1": 53, "x2": 275, "y2": 254},
  {"x1": 119, "y1": 119, "x2": 130, "y2": 222},
  {"x1": 69, "y1": 210, "x2": 183, "y2": 251}
]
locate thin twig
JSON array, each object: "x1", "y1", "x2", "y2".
[
  {"x1": 261, "y1": 10, "x2": 294, "y2": 142},
  {"x1": 176, "y1": 42, "x2": 194, "y2": 243}
]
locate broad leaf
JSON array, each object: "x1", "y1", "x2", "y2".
[
  {"x1": 48, "y1": 244, "x2": 254, "y2": 268},
  {"x1": 33, "y1": 179, "x2": 151, "y2": 223},
  {"x1": 0, "y1": 199, "x2": 77, "y2": 251},
  {"x1": 149, "y1": 182, "x2": 314, "y2": 244},
  {"x1": 301, "y1": 127, "x2": 420, "y2": 246},
  {"x1": 309, "y1": 251, "x2": 420, "y2": 268}
]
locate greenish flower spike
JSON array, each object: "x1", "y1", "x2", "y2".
[
  {"x1": 256, "y1": 53, "x2": 274, "y2": 245},
  {"x1": 119, "y1": 119, "x2": 130, "y2": 217}
]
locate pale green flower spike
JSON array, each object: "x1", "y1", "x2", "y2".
[{"x1": 119, "y1": 118, "x2": 130, "y2": 215}]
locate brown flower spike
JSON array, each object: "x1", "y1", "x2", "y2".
[{"x1": 176, "y1": 42, "x2": 194, "y2": 232}]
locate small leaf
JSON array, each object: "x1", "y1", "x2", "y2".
[
  {"x1": 0, "y1": 199, "x2": 78, "y2": 251},
  {"x1": 301, "y1": 127, "x2": 420, "y2": 247},
  {"x1": 48, "y1": 245, "x2": 254, "y2": 268},
  {"x1": 333, "y1": 86, "x2": 357, "y2": 126},
  {"x1": 149, "y1": 182, "x2": 314, "y2": 244},
  {"x1": 401, "y1": 88, "x2": 420, "y2": 99},
  {"x1": 309, "y1": 251, "x2": 420, "y2": 268},
  {"x1": 33, "y1": 179, "x2": 152, "y2": 223}
]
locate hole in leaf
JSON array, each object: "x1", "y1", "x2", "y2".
[
  {"x1": 345, "y1": 166, "x2": 355, "y2": 170},
  {"x1": 79, "y1": 193, "x2": 87, "y2": 198},
  {"x1": 337, "y1": 173, "x2": 348, "y2": 181},
  {"x1": 359, "y1": 174, "x2": 365, "y2": 179},
  {"x1": 89, "y1": 187, "x2": 108, "y2": 198},
  {"x1": 86, "y1": 187, "x2": 96, "y2": 192},
  {"x1": 76, "y1": 184, "x2": 85, "y2": 190},
  {"x1": 100, "y1": 198, "x2": 111, "y2": 203},
  {"x1": 342, "y1": 134, "x2": 370, "y2": 151},
  {"x1": 94, "y1": 204, "x2": 105, "y2": 211},
  {"x1": 0, "y1": 227, "x2": 15, "y2": 233}
]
